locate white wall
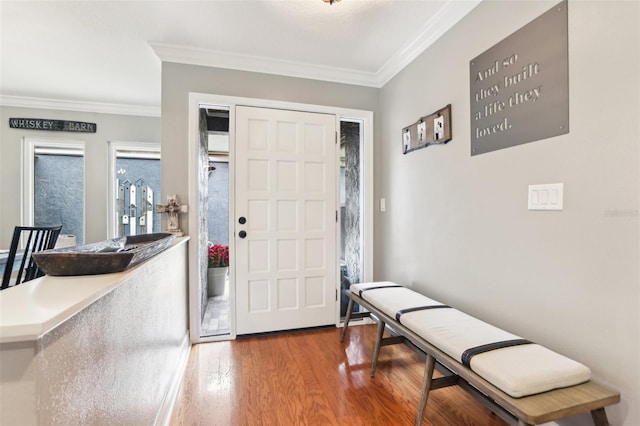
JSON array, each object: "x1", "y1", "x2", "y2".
[
  {"x1": 377, "y1": 1, "x2": 639, "y2": 425},
  {"x1": 0, "y1": 106, "x2": 160, "y2": 247}
]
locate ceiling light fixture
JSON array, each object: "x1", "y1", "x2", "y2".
[{"x1": 323, "y1": 0, "x2": 340, "y2": 4}]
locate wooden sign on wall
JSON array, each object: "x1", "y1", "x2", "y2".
[
  {"x1": 402, "y1": 104, "x2": 452, "y2": 154},
  {"x1": 9, "y1": 118, "x2": 97, "y2": 133}
]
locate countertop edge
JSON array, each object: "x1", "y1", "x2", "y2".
[{"x1": 0, "y1": 237, "x2": 189, "y2": 344}]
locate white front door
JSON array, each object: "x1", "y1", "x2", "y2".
[{"x1": 235, "y1": 106, "x2": 338, "y2": 335}]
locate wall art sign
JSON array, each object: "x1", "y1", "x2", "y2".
[
  {"x1": 9, "y1": 118, "x2": 97, "y2": 133},
  {"x1": 469, "y1": 0, "x2": 568, "y2": 156},
  {"x1": 402, "y1": 104, "x2": 452, "y2": 154}
]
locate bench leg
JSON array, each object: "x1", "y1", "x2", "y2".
[
  {"x1": 370, "y1": 319, "x2": 386, "y2": 377},
  {"x1": 415, "y1": 354, "x2": 436, "y2": 426},
  {"x1": 591, "y1": 408, "x2": 610, "y2": 426},
  {"x1": 340, "y1": 297, "x2": 355, "y2": 342}
]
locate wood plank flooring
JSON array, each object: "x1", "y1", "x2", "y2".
[{"x1": 170, "y1": 324, "x2": 508, "y2": 425}]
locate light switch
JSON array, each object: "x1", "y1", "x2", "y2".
[
  {"x1": 539, "y1": 189, "x2": 549, "y2": 204},
  {"x1": 380, "y1": 198, "x2": 386, "y2": 212},
  {"x1": 528, "y1": 183, "x2": 563, "y2": 210},
  {"x1": 531, "y1": 190, "x2": 539, "y2": 204}
]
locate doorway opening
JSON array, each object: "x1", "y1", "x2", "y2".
[
  {"x1": 188, "y1": 93, "x2": 373, "y2": 343},
  {"x1": 200, "y1": 106, "x2": 232, "y2": 339}
]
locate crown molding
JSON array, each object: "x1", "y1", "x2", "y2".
[
  {"x1": 0, "y1": 95, "x2": 161, "y2": 117},
  {"x1": 1, "y1": 0, "x2": 481, "y2": 111},
  {"x1": 149, "y1": 42, "x2": 381, "y2": 88},
  {"x1": 376, "y1": 0, "x2": 482, "y2": 86},
  {"x1": 151, "y1": 0, "x2": 481, "y2": 88}
]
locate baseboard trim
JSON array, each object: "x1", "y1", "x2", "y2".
[{"x1": 154, "y1": 334, "x2": 191, "y2": 426}]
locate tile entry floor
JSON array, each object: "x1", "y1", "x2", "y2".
[
  {"x1": 201, "y1": 272, "x2": 230, "y2": 337},
  {"x1": 201, "y1": 295, "x2": 230, "y2": 336}
]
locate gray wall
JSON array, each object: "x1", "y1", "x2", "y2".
[
  {"x1": 161, "y1": 63, "x2": 380, "y2": 237},
  {"x1": 0, "y1": 106, "x2": 160, "y2": 247},
  {"x1": 377, "y1": 2, "x2": 638, "y2": 425}
]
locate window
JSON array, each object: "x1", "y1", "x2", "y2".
[
  {"x1": 339, "y1": 119, "x2": 365, "y2": 319},
  {"x1": 108, "y1": 142, "x2": 161, "y2": 238},
  {"x1": 23, "y1": 138, "x2": 85, "y2": 244}
]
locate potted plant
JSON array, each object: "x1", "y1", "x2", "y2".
[{"x1": 207, "y1": 244, "x2": 229, "y2": 297}]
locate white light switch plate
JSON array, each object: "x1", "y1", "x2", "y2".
[
  {"x1": 380, "y1": 198, "x2": 386, "y2": 212},
  {"x1": 528, "y1": 183, "x2": 563, "y2": 210}
]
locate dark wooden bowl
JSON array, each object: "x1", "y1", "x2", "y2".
[{"x1": 33, "y1": 233, "x2": 176, "y2": 276}]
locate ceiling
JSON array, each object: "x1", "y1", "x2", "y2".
[{"x1": 0, "y1": 0, "x2": 480, "y2": 116}]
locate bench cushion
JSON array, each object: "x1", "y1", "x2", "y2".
[
  {"x1": 400, "y1": 308, "x2": 591, "y2": 397},
  {"x1": 351, "y1": 282, "x2": 592, "y2": 398},
  {"x1": 350, "y1": 282, "x2": 446, "y2": 320},
  {"x1": 471, "y1": 343, "x2": 592, "y2": 398}
]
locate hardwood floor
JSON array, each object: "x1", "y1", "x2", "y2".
[{"x1": 170, "y1": 324, "x2": 507, "y2": 425}]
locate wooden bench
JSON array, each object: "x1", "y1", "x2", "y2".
[{"x1": 340, "y1": 283, "x2": 620, "y2": 426}]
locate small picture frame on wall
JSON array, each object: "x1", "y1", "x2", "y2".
[
  {"x1": 403, "y1": 128, "x2": 411, "y2": 154},
  {"x1": 434, "y1": 115, "x2": 445, "y2": 141},
  {"x1": 417, "y1": 121, "x2": 426, "y2": 142}
]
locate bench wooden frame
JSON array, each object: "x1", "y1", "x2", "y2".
[{"x1": 341, "y1": 291, "x2": 620, "y2": 426}]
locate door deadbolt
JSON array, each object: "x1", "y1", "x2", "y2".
[{"x1": 239, "y1": 217, "x2": 247, "y2": 225}]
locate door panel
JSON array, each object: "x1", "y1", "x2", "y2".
[{"x1": 235, "y1": 106, "x2": 337, "y2": 335}]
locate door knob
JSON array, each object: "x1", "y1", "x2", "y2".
[
  {"x1": 239, "y1": 230, "x2": 247, "y2": 239},
  {"x1": 239, "y1": 217, "x2": 247, "y2": 224}
]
